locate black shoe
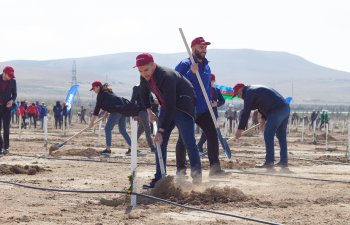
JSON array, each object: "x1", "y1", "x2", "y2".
[
  {"x1": 275, "y1": 161, "x2": 288, "y2": 168},
  {"x1": 125, "y1": 148, "x2": 131, "y2": 155},
  {"x1": 176, "y1": 169, "x2": 187, "y2": 179},
  {"x1": 1, "y1": 149, "x2": 9, "y2": 155},
  {"x1": 142, "y1": 178, "x2": 159, "y2": 189},
  {"x1": 100, "y1": 149, "x2": 111, "y2": 154},
  {"x1": 209, "y1": 164, "x2": 231, "y2": 177},
  {"x1": 255, "y1": 162, "x2": 274, "y2": 168}
]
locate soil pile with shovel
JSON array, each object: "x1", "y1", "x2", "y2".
[{"x1": 0, "y1": 164, "x2": 46, "y2": 175}]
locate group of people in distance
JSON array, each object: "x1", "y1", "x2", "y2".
[{"x1": 0, "y1": 36, "x2": 290, "y2": 189}]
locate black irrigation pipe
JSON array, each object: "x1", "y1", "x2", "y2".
[
  {"x1": 8, "y1": 153, "x2": 350, "y2": 184},
  {"x1": 231, "y1": 170, "x2": 350, "y2": 184},
  {"x1": 0, "y1": 179, "x2": 281, "y2": 225}
]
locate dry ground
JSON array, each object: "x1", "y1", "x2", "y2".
[{"x1": 0, "y1": 119, "x2": 349, "y2": 225}]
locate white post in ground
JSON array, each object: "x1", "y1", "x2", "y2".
[
  {"x1": 152, "y1": 122, "x2": 166, "y2": 178},
  {"x1": 325, "y1": 123, "x2": 329, "y2": 151},
  {"x1": 224, "y1": 118, "x2": 228, "y2": 136},
  {"x1": 44, "y1": 116, "x2": 48, "y2": 156},
  {"x1": 18, "y1": 114, "x2": 22, "y2": 139},
  {"x1": 98, "y1": 120, "x2": 102, "y2": 146},
  {"x1": 347, "y1": 121, "x2": 350, "y2": 160},
  {"x1": 130, "y1": 118, "x2": 138, "y2": 207},
  {"x1": 301, "y1": 117, "x2": 305, "y2": 142},
  {"x1": 312, "y1": 120, "x2": 316, "y2": 143}
]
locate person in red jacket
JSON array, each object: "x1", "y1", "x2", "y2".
[
  {"x1": 27, "y1": 103, "x2": 39, "y2": 128},
  {"x1": 16, "y1": 102, "x2": 27, "y2": 129}
]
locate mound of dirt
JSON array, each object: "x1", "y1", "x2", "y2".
[
  {"x1": 222, "y1": 159, "x2": 257, "y2": 169},
  {"x1": 0, "y1": 164, "x2": 45, "y2": 175},
  {"x1": 51, "y1": 148, "x2": 100, "y2": 157},
  {"x1": 316, "y1": 133, "x2": 338, "y2": 141},
  {"x1": 316, "y1": 155, "x2": 350, "y2": 163},
  {"x1": 150, "y1": 176, "x2": 248, "y2": 205}
]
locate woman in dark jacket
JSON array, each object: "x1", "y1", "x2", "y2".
[{"x1": 89, "y1": 81, "x2": 141, "y2": 154}]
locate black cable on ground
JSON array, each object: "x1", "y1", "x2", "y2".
[
  {"x1": 0, "y1": 179, "x2": 282, "y2": 225},
  {"x1": 232, "y1": 170, "x2": 350, "y2": 184}
]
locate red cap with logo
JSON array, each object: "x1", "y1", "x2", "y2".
[
  {"x1": 3, "y1": 66, "x2": 15, "y2": 79},
  {"x1": 232, "y1": 83, "x2": 245, "y2": 97},
  {"x1": 134, "y1": 53, "x2": 154, "y2": 68},
  {"x1": 191, "y1": 37, "x2": 211, "y2": 47},
  {"x1": 90, "y1": 80, "x2": 102, "y2": 91}
]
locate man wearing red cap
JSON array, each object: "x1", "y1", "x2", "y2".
[
  {"x1": 175, "y1": 37, "x2": 226, "y2": 176},
  {"x1": 135, "y1": 53, "x2": 202, "y2": 188},
  {"x1": 233, "y1": 83, "x2": 290, "y2": 168},
  {"x1": 0, "y1": 66, "x2": 17, "y2": 155},
  {"x1": 197, "y1": 73, "x2": 225, "y2": 153}
]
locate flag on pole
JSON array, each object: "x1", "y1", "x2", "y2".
[
  {"x1": 213, "y1": 84, "x2": 238, "y2": 100},
  {"x1": 65, "y1": 84, "x2": 79, "y2": 113}
]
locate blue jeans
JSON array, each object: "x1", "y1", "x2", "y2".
[
  {"x1": 155, "y1": 109, "x2": 201, "y2": 180},
  {"x1": 105, "y1": 113, "x2": 131, "y2": 147},
  {"x1": 264, "y1": 104, "x2": 290, "y2": 164}
]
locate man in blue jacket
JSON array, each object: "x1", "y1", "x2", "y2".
[
  {"x1": 175, "y1": 37, "x2": 226, "y2": 176},
  {"x1": 233, "y1": 83, "x2": 290, "y2": 168}
]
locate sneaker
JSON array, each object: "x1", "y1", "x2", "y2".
[
  {"x1": 275, "y1": 161, "x2": 288, "y2": 168},
  {"x1": 192, "y1": 175, "x2": 202, "y2": 185},
  {"x1": 142, "y1": 178, "x2": 159, "y2": 189},
  {"x1": 1, "y1": 149, "x2": 9, "y2": 155},
  {"x1": 255, "y1": 162, "x2": 274, "y2": 168},
  {"x1": 100, "y1": 149, "x2": 111, "y2": 154},
  {"x1": 125, "y1": 148, "x2": 131, "y2": 155},
  {"x1": 209, "y1": 164, "x2": 231, "y2": 177}
]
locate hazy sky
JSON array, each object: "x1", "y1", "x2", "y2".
[{"x1": 1, "y1": 0, "x2": 350, "y2": 72}]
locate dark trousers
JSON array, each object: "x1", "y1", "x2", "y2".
[
  {"x1": 0, "y1": 107, "x2": 11, "y2": 149},
  {"x1": 176, "y1": 111, "x2": 220, "y2": 170},
  {"x1": 55, "y1": 115, "x2": 62, "y2": 129}
]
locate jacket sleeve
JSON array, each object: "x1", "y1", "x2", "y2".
[
  {"x1": 93, "y1": 94, "x2": 102, "y2": 116},
  {"x1": 238, "y1": 97, "x2": 253, "y2": 130},
  {"x1": 175, "y1": 60, "x2": 196, "y2": 82},
  {"x1": 10, "y1": 79, "x2": 17, "y2": 102},
  {"x1": 130, "y1": 86, "x2": 138, "y2": 104},
  {"x1": 157, "y1": 74, "x2": 177, "y2": 131},
  {"x1": 216, "y1": 88, "x2": 225, "y2": 107},
  {"x1": 139, "y1": 77, "x2": 152, "y2": 109}
]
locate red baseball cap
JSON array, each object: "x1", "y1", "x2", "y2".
[
  {"x1": 90, "y1": 80, "x2": 102, "y2": 91},
  {"x1": 133, "y1": 53, "x2": 154, "y2": 68},
  {"x1": 3, "y1": 66, "x2": 15, "y2": 78},
  {"x1": 191, "y1": 37, "x2": 211, "y2": 47},
  {"x1": 232, "y1": 83, "x2": 245, "y2": 97},
  {"x1": 210, "y1": 73, "x2": 216, "y2": 82}
]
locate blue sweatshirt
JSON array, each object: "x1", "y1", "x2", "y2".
[{"x1": 175, "y1": 57, "x2": 211, "y2": 114}]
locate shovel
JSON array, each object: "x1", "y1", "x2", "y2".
[{"x1": 49, "y1": 116, "x2": 104, "y2": 155}]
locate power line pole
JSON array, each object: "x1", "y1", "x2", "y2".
[{"x1": 71, "y1": 60, "x2": 81, "y2": 107}]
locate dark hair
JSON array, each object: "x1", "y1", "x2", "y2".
[{"x1": 101, "y1": 83, "x2": 113, "y2": 93}]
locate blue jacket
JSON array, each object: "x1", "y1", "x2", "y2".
[
  {"x1": 238, "y1": 85, "x2": 288, "y2": 130},
  {"x1": 175, "y1": 57, "x2": 211, "y2": 114}
]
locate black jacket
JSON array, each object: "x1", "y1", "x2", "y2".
[
  {"x1": 238, "y1": 85, "x2": 288, "y2": 130},
  {"x1": 139, "y1": 65, "x2": 196, "y2": 131},
  {"x1": 93, "y1": 90, "x2": 141, "y2": 117},
  {"x1": 0, "y1": 74, "x2": 17, "y2": 106}
]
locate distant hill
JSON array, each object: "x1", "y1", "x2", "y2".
[{"x1": 1, "y1": 49, "x2": 349, "y2": 105}]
